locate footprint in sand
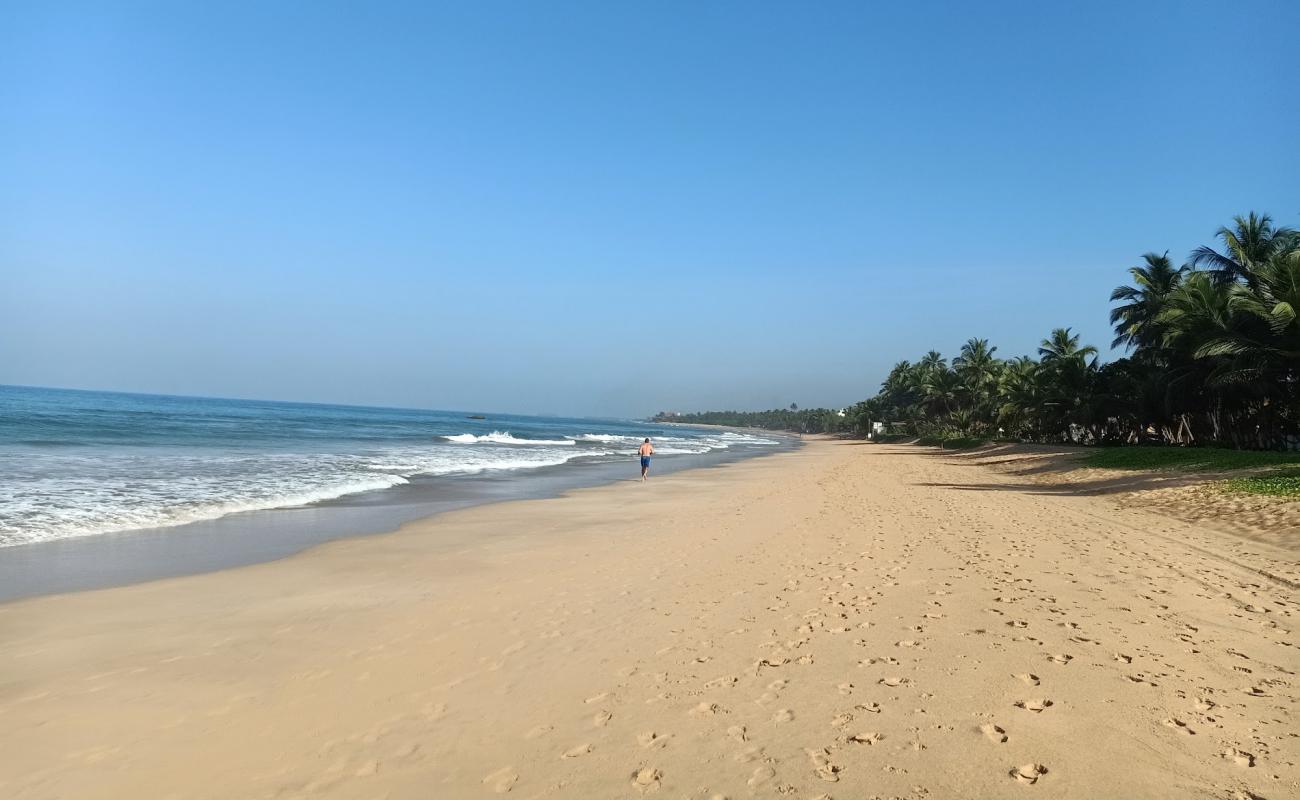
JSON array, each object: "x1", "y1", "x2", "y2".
[
  {"x1": 354, "y1": 760, "x2": 379, "y2": 777},
  {"x1": 772, "y1": 708, "x2": 795, "y2": 723},
  {"x1": 848, "y1": 731, "x2": 883, "y2": 745},
  {"x1": 631, "y1": 767, "x2": 662, "y2": 791},
  {"x1": 856, "y1": 701, "x2": 882, "y2": 714},
  {"x1": 1222, "y1": 748, "x2": 1255, "y2": 767},
  {"x1": 524, "y1": 724, "x2": 554, "y2": 739},
  {"x1": 1011, "y1": 763, "x2": 1048, "y2": 784},
  {"x1": 1113, "y1": 653, "x2": 1133, "y2": 664},
  {"x1": 561, "y1": 743, "x2": 592, "y2": 759},
  {"x1": 727, "y1": 725, "x2": 748, "y2": 742},
  {"x1": 593, "y1": 710, "x2": 613, "y2": 727},
  {"x1": 690, "y1": 702, "x2": 724, "y2": 717},
  {"x1": 1161, "y1": 718, "x2": 1194, "y2": 735},
  {"x1": 879, "y1": 677, "x2": 909, "y2": 687},
  {"x1": 734, "y1": 745, "x2": 765, "y2": 763},
  {"x1": 1015, "y1": 673, "x2": 1041, "y2": 686},
  {"x1": 837, "y1": 682, "x2": 854, "y2": 695},
  {"x1": 705, "y1": 676, "x2": 738, "y2": 689},
  {"x1": 637, "y1": 731, "x2": 670, "y2": 749},
  {"x1": 979, "y1": 723, "x2": 1008, "y2": 743},
  {"x1": 747, "y1": 765, "x2": 776, "y2": 788},
  {"x1": 830, "y1": 712, "x2": 853, "y2": 727},
  {"x1": 585, "y1": 692, "x2": 610, "y2": 704},
  {"x1": 1015, "y1": 699, "x2": 1053, "y2": 712},
  {"x1": 1047, "y1": 654, "x2": 1073, "y2": 665},
  {"x1": 482, "y1": 766, "x2": 519, "y2": 793},
  {"x1": 806, "y1": 748, "x2": 842, "y2": 781}
]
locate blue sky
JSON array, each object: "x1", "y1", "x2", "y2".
[{"x1": 2, "y1": 1, "x2": 1297, "y2": 417}]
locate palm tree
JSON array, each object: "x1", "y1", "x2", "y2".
[
  {"x1": 998, "y1": 356, "x2": 1045, "y2": 440},
  {"x1": 1159, "y1": 273, "x2": 1245, "y2": 372},
  {"x1": 1189, "y1": 212, "x2": 1296, "y2": 289},
  {"x1": 1225, "y1": 246, "x2": 1300, "y2": 362},
  {"x1": 953, "y1": 338, "x2": 1001, "y2": 429},
  {"x1": 1109, "y1": 252, "x2": 1186, "y2": 349},
  {"x1": 853, "y1": 210, "x2": 1298, "y2": 449},
  {"x1": 918, "y1": 351, "x2": 946, "y2": 373},
  {"x1": 920, "y1": 366, "x2": 963, "y2": 418},
  {"x1": 953, "y1": 338, "x2": 999, "y2": 382},
  {"x1": 1037, "y1": 328, "x2": 1098, "y2": 363}
]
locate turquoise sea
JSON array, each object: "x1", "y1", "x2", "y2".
[{"x1": 0, "y1": 385, "x2": 780, "y2": 548}]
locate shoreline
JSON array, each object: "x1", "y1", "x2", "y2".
[
  {"x1": 0, "y1": 433, "x2": 798, "y2": 603},
  {"x1": 1, "y1": 440, "x2": 1294, "y2": 799}
]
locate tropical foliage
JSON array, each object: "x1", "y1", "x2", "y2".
[
  {"x1": 661, "y1": 212, "x2": 1300, "y2": 450},
  {"x1": 861, "y1": 212, "x2": 1299, "y2": 449},
  {"x1": 655, "y1": 407, "x2": 847, "y2": 434}
]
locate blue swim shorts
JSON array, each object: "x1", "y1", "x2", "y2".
[{"x1": 640, "y1": 457, "x2": 651, "y2": 468}]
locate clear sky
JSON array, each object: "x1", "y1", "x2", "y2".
[{"x1": 2, "y1": 1, "x2": 1297, "y2": 417}]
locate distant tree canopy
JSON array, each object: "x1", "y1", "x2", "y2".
[
  {"x1": 659, "y1": 212, "x2": 1300, "y2": 450},
  {"x1": 653, "y1": 408, "x2": 844, "y2": 434}
]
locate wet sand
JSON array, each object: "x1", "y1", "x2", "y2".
[
  {"x1": 1, "y1": 440, "x2": 1296, "y2": 799},
  {"x1": 0, "y1": 441, "x2": 790, "y2": 603}
]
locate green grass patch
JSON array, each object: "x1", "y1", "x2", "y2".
[
  {"x1": 1222, "y1": 468, "x2": 1300, "y2": 498},
  {"x1": 1083, "y1": 447, "x2": 1300, "y2": 472}
]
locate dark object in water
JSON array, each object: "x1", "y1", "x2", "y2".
[{"x1": 467, "y1": 415, "x2": 486, "y2": 420}]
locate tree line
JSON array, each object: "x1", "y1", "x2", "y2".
[
  {"x1": 657, "y1": 212, "x2": 1300, "y2": 450},
  {"x1": 654, "y1": 405, "x2": 846, "y2": 434}
]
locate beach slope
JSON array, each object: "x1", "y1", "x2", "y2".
[{"x1": 1, "y1": 441, "x2": 1296, "y2": 799}]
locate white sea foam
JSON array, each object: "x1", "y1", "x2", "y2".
[
  {"x1": 0, "y1": 445, "x2": 614, "y2": 546},
  {"x1": 0, "y1": 472, "x2": 411, "y2": 546},
  {"x1": 1, "y1": 421, "x2": 783, "y2": 547},
  {"x1": 568, "y1": 433, "x2": 638, "y2": 443},
  {"x1": 444, "y1": 431, "x2": 575, "y2": 446}
]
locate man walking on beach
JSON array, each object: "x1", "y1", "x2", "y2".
[{"x1": 639, "y1": 438, "x2": 654, "y2": 481}]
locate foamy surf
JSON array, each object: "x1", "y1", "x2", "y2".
[
  {"x1": 0, "y1": 387, "x2": 785, "y2": 547},
  {"x1": 443, "y1": 431, "x2": 576, "y2": 445}
]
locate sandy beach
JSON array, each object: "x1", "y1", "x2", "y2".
[{"x1": 2, "y1": 440, "x2": 1297, "y2": 800}]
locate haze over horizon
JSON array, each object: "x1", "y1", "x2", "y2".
[{"x1": 3, "y1": 1, "x2": 1298, "y2": 418}]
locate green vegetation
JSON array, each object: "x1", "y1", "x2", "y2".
[
  {"x1": 1083, "y1": 447, "x2": 1300, "y2": 472},
  {"x1": 655, "y1": 407, "x2": 846, "y2": 434},
  {"x1": 860, "y1": 213, "x2": 1299, "y2": 449},
  {"x1": 1082, "y1": 447, "x2": 1300, "y2": 500},
  {"x1": 912, "y1": 434, "x2": 987, "y2": 449},
  {"x1": 872, "y1": 433, "x2": 913, "y2": 444},
  {"x1": 1222, "y1": 470, "x2": 1300, "y2": 498},
  {"x1": 660, "y1": 211, "x2": 1300, "y2": 454},
  {"x1": 935, "y1": 436, "x2": 987, "y2": 450}
]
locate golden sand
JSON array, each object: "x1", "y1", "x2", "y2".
[{"x1": 1, "y1": 440, "x2": 1296, "y2": 799}]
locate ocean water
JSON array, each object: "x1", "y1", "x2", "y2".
[{"x1": 0, "y1": 385, "x2": 780, "y2": 547}]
